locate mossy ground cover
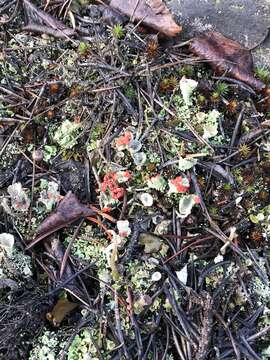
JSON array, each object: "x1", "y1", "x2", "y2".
[{"x1": 0, "y1": 1, "x2": 270, "y2": 359}]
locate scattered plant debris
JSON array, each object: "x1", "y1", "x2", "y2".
[{"x1": 0, "y1": 1, "x2": 270, "y2": 359}]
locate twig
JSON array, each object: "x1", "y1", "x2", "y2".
[
  {"x1": 229, "y1": 105, "x2": 245, "y2": 154},
  {"x1": 60, "y1": 219, "x2": 85, "y2": 278},
  {"x1": 27, "y1": 150, "x2": 36, "y2": 233},
  {"x1": 46, "y1": 263, "x2": 94, "y2": 297},
  {"x1": 114, "y1": 292, "x2": 131, "y2": 360},
  {"x1": 22, "y1": 23, "x2": 75, "y2": 41}
]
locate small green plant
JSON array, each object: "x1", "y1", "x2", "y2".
[
  {"x1": 215, "y1": 82, "x2": 229, "y2": 96},
  {"x1": 210, "y1": 91, "x2": 220, "y2": 103},
  {"x1": 255, "y1": 66, "x2": 270, "y2": 83},
  {"x1": 209, "y1": 206, "x2": 219, "y2": 216},
  {"x1": 124, "y1": 85, "x2": 136, "y2": 100},
  {"x1": 223, "y1": 183, "x2": 232, "y2": 191},
  {"x1": 239, "y1": 144, "x2": 251, "y2": 159},
  {"x1": 112, "y1": 24, "x2": 125, "y2": 39},
  {"x1": 78, "y1": 42, "x2": 90, "y2": 57},
  {"x1": 179, "y1": 64, "x2": 194, "y2": 77},
  {"x1": 87, "y1": 124, "x2": 105, "y2": 151},
  {"x1": 197, "y1": 94, "x2": 206, "y2": 106}
]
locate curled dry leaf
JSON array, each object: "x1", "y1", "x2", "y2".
[
  {"x1": 190, "y1": 31, "x2": 266, "y2": 92},
  {"x1": 27, "y1": 192, "x2": 94, "y2": 249},
  {"x1": 46, "y1": 298, "x2": 78, "y2": 327},
  {"x1": 110, "y1": 0, "x2": 182, "y2": 37},
  {"x1": 23, "y1": 0, "x2": 75, "y2": 38}
]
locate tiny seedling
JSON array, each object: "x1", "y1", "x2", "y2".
[
  {"x1": 215, "y1": 82, "x2": 230, "y2": 96},
  {"x1": 255, "y1": 66, "x2": 270, "y2": 83},
  {"x1": 112, "y1": 24, "x2": 125, "y2": 39}
]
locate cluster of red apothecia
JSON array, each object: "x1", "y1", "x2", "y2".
[{"x1": 101, "y1": 172, "x2": 125, "y2": 200}]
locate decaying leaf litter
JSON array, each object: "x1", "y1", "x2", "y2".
[{"x1": 0, "y1": 0, "x2": 270, "y2": 359}]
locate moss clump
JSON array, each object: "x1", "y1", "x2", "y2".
[
  {"x1": 112, "y1": 24, "x2": 125, "y2": 39},
  {"x1": 255, "y1": 66, "x2": 270, "y2": 83}
]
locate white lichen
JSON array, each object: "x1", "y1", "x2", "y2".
[
  {"x1": 53, "y1": 120, "x2": 82, "y2": 149},
  {"x1": 29, "y1": 330, "x2": 66, "y2": 360},
  {"x1": 180, "y1": 76, "x2": 198, "y2": 106},
  {"x1": 8, "y1": 182, "x2": 30, "y2": 212},
  {"x1": 0, "y1": 233, "x2": 14, "y2": 258}
]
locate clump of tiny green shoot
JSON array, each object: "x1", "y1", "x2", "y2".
[
  {"x1": 215, "y1": 82, "x2": 230, "y2": 96},
  {"x1": 112, "y1": 24, "x2": 125, "y2": 39},
  {"x1": 255, "y1": 66, "x2": 270, "y2": 83},
  {"x1": 124, "y1": 85, "x2": 136, "y2": 100},
  {"x1": 239, "y1": 144, "x2": 251, "y2": 159},
  {"x1": 78, "y1": 42, "x2": 90, "y2": 57},
  {"x1": 179, "y1": 64, "x2": 195, "y2": 77}
]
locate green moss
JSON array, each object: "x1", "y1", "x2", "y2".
[
  {"x1": 179, "y1": 64, "x2": 195, "y2": 78},
  {"x1": 78, "y1": 42, "x2": 90, "y2": 57},
  {"x1": 215, "y1": 82, "x2": 230, "y2": 96},
  {"x1": 112, "y1": 24, "x2": 125, "y2": 39},
  {"x1": 124, "y1": 85, "x2": 136, "y2": 100},
  {"x1": 255, "y1": 66, "x2": 270, "y2": 83},
  {"x1": 87, "y1": 124, "x2": 105, "y2": 151},
  {"x1": 223, "y1": 183, "x2": 232, "y2": 191}
]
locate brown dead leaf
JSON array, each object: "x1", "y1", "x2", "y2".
[
  {"x1": 110, "y1": 0, "x2": 182, "y2": 37},
  {"x1": 190, "y1": 31, "x2": 266, "y2": 92},
  {"x1": 23, "y1": 0, "x2": 75, "y2": 38},
  {"x1": 26, "y1": 192, "x2": 94, "y2": 249},
  {"x1": 46, "y1": 298, "x2": 78, "y2": 327}
]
